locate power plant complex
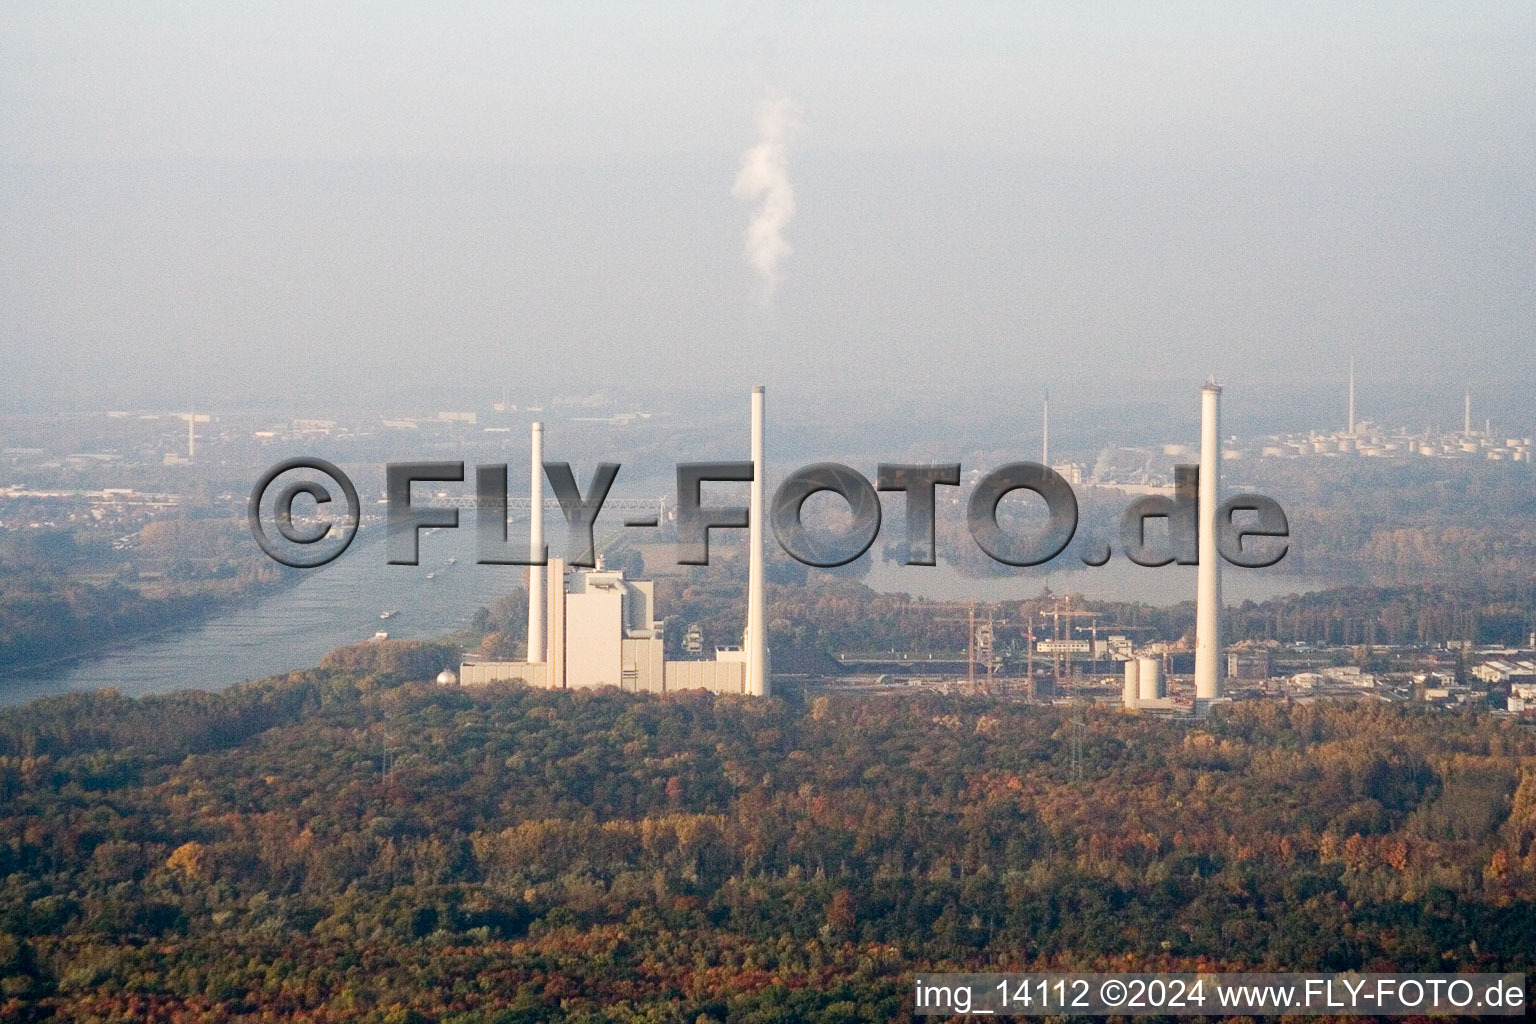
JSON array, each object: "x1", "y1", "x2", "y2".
[
  {"x1": 457, "y1": 388, "x2": 772, "y2": 696},
  {"x1": 452, "y1": 380, "x2": 1230, "y2": 709}
]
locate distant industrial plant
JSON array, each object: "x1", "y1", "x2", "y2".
[{"x1": 455, "y1": 389, "x2": 772, "y2": 696}]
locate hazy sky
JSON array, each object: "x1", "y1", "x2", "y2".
[{"x1": 2, "y1": 3, "x2": 1532, "y2": 429}]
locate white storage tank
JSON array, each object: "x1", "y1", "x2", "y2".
[
  {"x1": 1122, "y1": 660, "x2": 1140, "y2": 708},
  {"x1": 1138, "y1": 655, "x2": 1166, "y2": 700}
]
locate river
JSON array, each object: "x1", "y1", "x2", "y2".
[{"x1": 0, "y1": 530, "x2": 527, "y2": 707}]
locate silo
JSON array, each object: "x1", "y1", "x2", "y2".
[
  {"x1": 1138, "y1": 655, "x2": 1165, "y2": 700},
  {"x1": 1122, "y1": 660, "x2": 1140, "y2": 708}
]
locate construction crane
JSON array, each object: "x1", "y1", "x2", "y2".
[
  {"x1": 1020, "y1": 609, "x2": 1038, "y2": 700},
  {"x1": 932, "y1": 602, "x2": 1031, "y2": 696},
  {"x1": 933, "y1": 603, "x2": 986, "y2": 692},
  {"x1": 1042, "y1": 596, "x2": 1097, "y2": 694}
]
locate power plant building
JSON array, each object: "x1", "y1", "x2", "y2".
[
  {"x1": 457, "y1": 388, "x2": 770, "y2": 697},
  {"x1": 457, "y1": 560, "x2": 753, "y2": 693}
]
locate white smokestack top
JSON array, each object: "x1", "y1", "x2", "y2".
[
  {"x1": 1464, "y1": 389, "x2": 1472, "y2": 435},
  {"x1": 1195, "y1": 382, "x2": 1222, "y2": 702},
  {"x1": 527, "y1": 422, "x2": 546, "y2": 664},
  {"x1": 732, "y1": 96, "x2": 800, "y2": 304},
  {"x1": 747, "y1": 386, "x2": 768, "y2": 696}
]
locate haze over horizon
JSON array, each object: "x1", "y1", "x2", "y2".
[{"x1": 3, "y1": 4, "x2": 1532, "y2": 432}]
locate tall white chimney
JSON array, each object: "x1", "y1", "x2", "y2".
[
  {"x1": 747, "y1": 386, "x2": 768, "y2": 697},
  {"x1": 187, "y1": 409, "x2": 196, "y2": 460},
  {"x1": 527, "y1": 422, "x2": 546, "y2": 663},
  {"x1": 1464, "y1": 389, "x2": 1472, "y2": 435},
  {"x1": 1194, "y1": 381, "x2": 1222, "y2": 702},
  {"x1": 1041, "y1": 392, "x2": 1050, "y2": 466},
  {"x1": 1347, "y1": 357, "x2": 1355, "y2": 435}
]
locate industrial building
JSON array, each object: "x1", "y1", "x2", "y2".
[
  {"x1": 458, "y1": 555, "x2": 757, "y2": 692},
  {"x1": 1471, "y1": 659, "x2": 1536, "y2": 686},
  {"x1": 457, "y1": 387, "x2": 770, "y2": 697},
  {"x1": 1227, "y1": 648, "x2": 1273, "y2": 680}
]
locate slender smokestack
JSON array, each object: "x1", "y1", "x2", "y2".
[
  {"x1": 1195, "y1": 382, "x2": 1222, "y2": 701},
  {"x1": 527, "y1": 422, "x2": 546, "y2": 663},
  {"x1": 1464, "y1": 390, "x2": 1471, "y2": 435},
  {"x1": 747, "y1": 386, "x2": 768, "y2": 696},
  {"x1": 1042, "y1": 392, "x2": 1050, "y2": 466},
  {"x1": 1347, "y1": 357, "x2": 1355, "y2": 435}
]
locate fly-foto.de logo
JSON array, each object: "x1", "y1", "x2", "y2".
[{"x1": 247, "y1": 457, "x2": 1288, "y2": 573}]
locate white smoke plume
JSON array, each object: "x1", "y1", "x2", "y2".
[{"x1": 732, "y1": 95, "x2": 800, "y2": 304}]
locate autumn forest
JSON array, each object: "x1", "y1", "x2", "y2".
[{"x1": 0, "y1": 656, "x2": 1534, "y2": 1022}]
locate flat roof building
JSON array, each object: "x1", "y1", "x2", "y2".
[{"x1": 457, "y1": 561, "x2": 753, "y2": 694}]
